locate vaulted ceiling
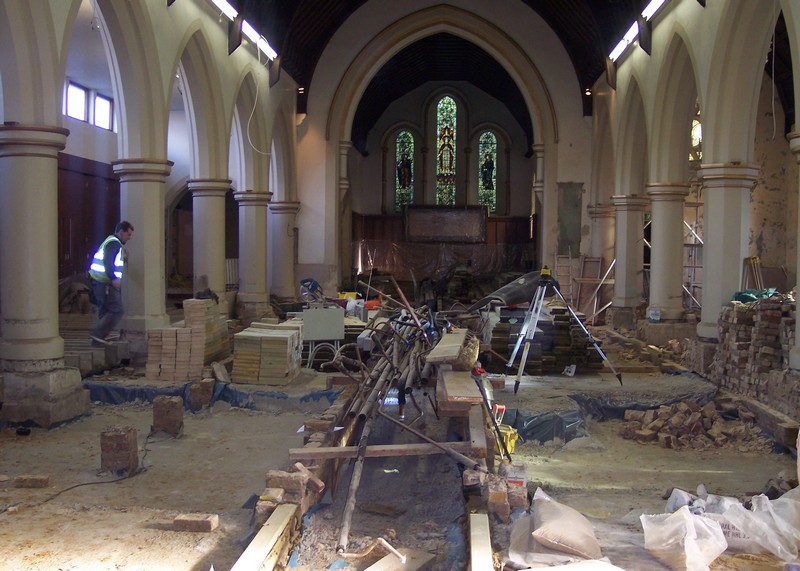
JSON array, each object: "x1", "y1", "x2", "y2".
[{"x1": 234, "y1": 0, "x2": 794, "y2": 155}]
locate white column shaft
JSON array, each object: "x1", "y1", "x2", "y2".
[
  {"x1": 0, "y1": 125, "x2": 68, "y2": 364},
  {"x1": 611, "y1": 195, "x2": 649, "y2": 308},
  {"x1": 269, "y1": 202, "x2": 301, "y2": 299},
  {"x1": 235, "y1": 189, "x2": 271, "y2": 302},
  {"x1": 113, "y1": 159, "x2": 173, "y2": 332},
  {"x1": 647, "y1": 184, "x2": 690, "y2": 320},
  {"x1": 697, "y1": 164, "x2": 759, "y2": 339},
  {"x1": 189, "y1": 179, "x2": 230, "y2": 297}
]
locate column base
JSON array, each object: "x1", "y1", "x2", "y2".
[
  {"x1": 696, "y1": 321, "x2": 719, "y2": 341},
  {"x1": 1, "y1": 367, "x2": 89, "y2": 428},
  {"x1": 235, "y1": 293, "x2": 276, "y2": 327},
  {"x1": 607, "y1": 307, "x2": 637, "y2": 330},
  {"x1": 635, "y1": 320, "x2": 698, "y2": 347}
]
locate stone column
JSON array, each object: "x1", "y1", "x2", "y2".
[
  {"x1": 787, "y1": 134, "x2": 800, "y2": 369},
  {"x1": 646, "y1": 184, "x2": 690, "y2": 320},
  {"x1": 338, "y1": 141, "x2": 352, "y2": 289},
  {"x1": 610, "y1": 194, "x2": 649, "y2": 328},
  {"x1": 696, "y1": 163, "x2": 759, "y2": 340},
  {"x1": 189, "y1": 178, "x2": 230, "y2": 303},
  {"x1": 234, "y1": 188, "x2": 271, "y2": 320},
  {"x1": 0, "y1": 124, "x2": 89, "y2": 426},
  {"x1": 532, "y1": 144, "x2": 545, "y2": 267},
  {"x1": 112, "y1": 159, "x2": 172, "y2": 336},
  {"x1": 588, "y1": 203, "x2": 616, "y2": 309},
  {"x1": 269, "y1": 201, "x2": 301, "y2": 300}
]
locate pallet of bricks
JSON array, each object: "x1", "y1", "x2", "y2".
[
  {"x1": 145, "y1": 298, "x2": 230, "y2": 381},
  {"x1": 231, "y1": 319, "x2": 302, "y2": 385}
]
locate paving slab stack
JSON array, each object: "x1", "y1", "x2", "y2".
[
  {"x1": 144, "y1": 298, "x2": 231, "y2": 381},
  {"x1": 232, "y1": 324, "x2": 302, "y2": 385}
]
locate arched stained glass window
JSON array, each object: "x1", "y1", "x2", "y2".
[
  {"x1": 436, "y1": 96, "x2": 457, "y2": 205},
  {"x1": 690, "y1": 100, "x2": 702, "y2": 161},
  {"x1": 478, "y1": 131, "x2": 497, "y2": 212},
  {"x1": 395, "y1": 131, "x2": 414, "y2": 211}
]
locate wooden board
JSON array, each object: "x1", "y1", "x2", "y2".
[
  {"x1": 469, "y1": 513, "x2": 493, "y2": 571},
  {"x1": 230, "y1": 503, "x2": 298, "y2": 571},
  {"x1": 441, "y1": 370, "x2": 483, "y2": 403},
  {"x1": 426, "y1": 328, "x2": 468, "y2": 364},
  {"x1": 289, "y1": 441, "x2": 473, "y2": 460},
  {"x1": 468, "y1": 405, "x2": 488, "y2": 459},
  {"x1": 365, "y1": 548, "x2": 435, "y2": 570}
]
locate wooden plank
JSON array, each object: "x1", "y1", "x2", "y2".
[
  {"x1": 365, "y1": 547, "x2": 435, "y2": 570},
  {"x1": 468, "y1": 405, "x2": 488, "y2": 459},
  {"x1": 231, "y1": 503, "x2": 298, "y2": 571},
  {"x1": 469, "y1": 513, "x2": 493, "y2": 571},
  {"x1": 730, "y1": 393, "x2": 799, "y2": 447},
  {"x1": 426, "y1": 328, "x2": 468, "y2": 364},
  {"x1": 441, "y1": 370, "x2": 483, "y2": 403},
  {"x1": 289, "y1": 441, "x2": 473, "y2": 461}
]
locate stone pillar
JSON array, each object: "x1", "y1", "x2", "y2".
[
  {"x1": 338, "y1": 141, "x2": 352, "y2": 289},
  {"x1": 269, "y1": 201, "x2": 301, "y2": 300},
  {"x1": 112, "y1": 159, "x2": 172, "y2": 336},
  {"x1": 189, "y1": 178, "x2": 230, "y2": 302},
  {"x1": 609, "y1": 194, "x2": 649, "y2": 328},
  {"x1": 532, "y1": 144, "x2": 545, "y2": 268},
  {"x1": 696, "y1": 163, "x2": 759, "y2": 340},
  {"x1": 0, "y1": 124, "x2": 89, "y2": 426},
  {"x1": 234, "y1": 188, "x2": 271, "y2": 319},
  {"x1": 788, "y1": 134, "x2": 800, "y2": 369},
  {"x1": 588, "y1": 203, "x2": 616, "y2": 309},
  {"x1": 646, "y1": 184, "x2": 690, "y2": 320}
]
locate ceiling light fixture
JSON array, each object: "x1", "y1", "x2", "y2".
[
  {"x1": 609, "y1": 0, "x2": 669, "y2": 62},
  {"x1": 208, "y1": 0, "x2": 277, "y2": 60}
]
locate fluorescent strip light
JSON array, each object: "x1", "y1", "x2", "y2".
[
  {"x1": 609, "y1": 39, "x2": 628, "y2": 62},
  {"x1": 210, "y1": 0, "x2": 237, "y2": 21},
  {"x1": 641, "y1": 0, "x2": 666, "y2": 21},
  {"x1": 256, "y1": 37, "x2": 278, "y2": 60},
  {"x1": 623, "y1": 22, "x2": 639, "y2": 43},
  {"x1": 242, "y1": 21, "x2": 259, "y2": 43}
]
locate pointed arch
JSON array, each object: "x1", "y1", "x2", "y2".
[
  {"x1": 232, "y1": 71, "x2": 269, "y2": 192},
  {"x1": 703, "y1": 0, "x2": 778, "y2": 162},
  {"x1": 650, "y1": 31, "x2": 700, "y2": 182},
  {"x1": 271, "y1": 105, "x2": 297, "y2": 202},
  {"x1": 615, "y1": 77, "x2": 648, "y2": 195}
]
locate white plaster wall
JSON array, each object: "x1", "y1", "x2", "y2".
[{"x1": 63, "y1": 116, "x2": 117, "y2": 163}]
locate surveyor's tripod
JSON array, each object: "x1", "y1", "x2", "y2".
[{"x1": 505, "y1": 267, "x2": 623, "y2": 394}]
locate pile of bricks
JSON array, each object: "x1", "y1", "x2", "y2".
[{"x1": 619, "y1": 399, "x2": 773, "y2": 452}]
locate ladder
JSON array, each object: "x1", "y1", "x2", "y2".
[{"x1": 554, "y1": 254, "x2": 573, "y2": 305}]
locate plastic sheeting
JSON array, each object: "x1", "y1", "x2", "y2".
[
  {"x1": 504, "y1": 407, "x2": 588, "y2": 444},
  {"x1": 84, "y1": 380, "x2": 341, "y2": 411}
]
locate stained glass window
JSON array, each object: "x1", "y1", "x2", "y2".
[
  {"x1": 690, "y1": 100, "x2": 702, "y2": 161},
  {"x1": 478, "y1": 131, "x2": 497, "y2": 212},
  {"x1": 395, "y1": 131, "x2": 414, "y2": 211},
  {"x1": 436, "y1": 96, "x2": 457, "y2": 205}
]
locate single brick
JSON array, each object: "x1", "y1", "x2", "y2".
[
  {"x1": 188, "y1": 378, "x2": 215, "y2": 411},
  {"x1": 507, "y1": 483, "x2": 529, "y2": 510},
  {"x1": 265, "y1": 470, "x2": 308, "y2": 495},
  {"x1": 174, "y1": 513, "x2": 219, "y2": 532},
  {"x1": 100, "y1": 427, "x2": 138, "y2": 475},
  {"x1": 260, "y1": 487, "x2": 285, "y2": 502},
  {"x1": 255, "y1": 500, "x2": 278, "y2": 526},
  {"x1": 153, "y1": 395, "x2": 183, "y2": 435},
  {"x1": 14, "y1": 474, "x2": 49, "y2": 488}
]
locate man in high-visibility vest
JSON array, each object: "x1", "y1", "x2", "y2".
[{"x1": 88, "y1": 220, "x2": 134, "y2": 346}]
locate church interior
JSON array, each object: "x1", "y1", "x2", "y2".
[{"x1": 1, "y1": 0, "x2": 800, "y2": 569}]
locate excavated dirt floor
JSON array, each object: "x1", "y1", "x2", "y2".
[{"x1": 2, "y1": 359, "x2": 797, "y2": 571}]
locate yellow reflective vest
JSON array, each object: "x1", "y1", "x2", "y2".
[{"x1": 88, "y1": 235, "x2": 124, "y2": 282}]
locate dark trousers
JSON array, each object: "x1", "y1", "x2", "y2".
[{"x1": 90, "y1": 280, "x2": 124, "y2": 340}]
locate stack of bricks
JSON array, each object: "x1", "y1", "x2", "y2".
[
  {"x1": 780, "y1": 298, "x2": 796, "y2": 368},
  {"x1": 711, "y1": 303, "x2": 754, "y2": 388},
  {"x1": 100, "y1": 426, "x2": 139, "y2": 476},
  {"x1": 745, "y1": 298, "x2": 783, "y2": 398}
]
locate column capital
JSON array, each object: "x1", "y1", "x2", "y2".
[
  {"x1": 188, "y1": 178, "x2": 231, "y2": 198},
  {"x1": 269, "y1": 200, "x2": 302, "y2": 214},
  {"x1": 645, "y1": 183, "x2": 690, "y2": 201},
  {"x1": 532, "y1": 143, "x2": 545, "y2": 157},
  {"x1": 698, "y1": 163, "x2": 759, "y2": 190},
  {"x1": 587, "y1": 203, "x2": 615, "y2": 219},
  {"x1": 112, "y1": 158, "x2": 173, "y2": 182},
  {"x1": 610, "y1": 194, "x2": 649, "y2": 210},
  {"x1": 0, "y1": 124, "x2": 69, "y2": 157},
  {"x1": 234, "y1": 189, "x2": 272, "y2": 206}
]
